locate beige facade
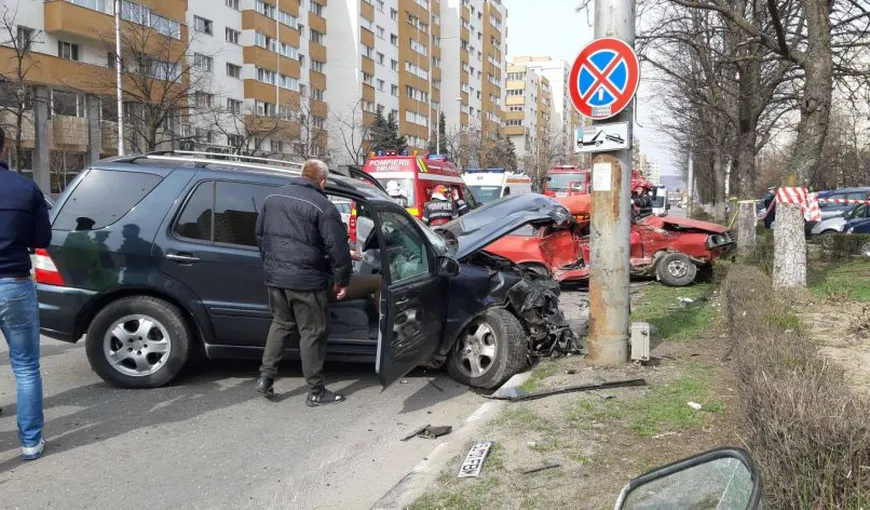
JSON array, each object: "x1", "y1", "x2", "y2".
[{"x1": 503, "y1": 60, "x2": 552, "y2": 161}]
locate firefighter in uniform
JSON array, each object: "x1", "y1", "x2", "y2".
[
  {"x1": 452, "y1": 187, "x2": 470, "y2": 216},
  {"x1": 422, "y1": 185, "x2": 457, "y2": 226},
  {"x1": 386, "y1": 180, "x2": 409, "y2": 208}
]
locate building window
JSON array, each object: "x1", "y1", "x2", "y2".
[
  {"x1": 225, "y1": 27, "x2": 240, "y2": 44},
  {"x1": 376, "y1": 26, "x2": 385, "y2": 39},
  {"x1": 256, "y1": 67, "x2": 277, "y2": 84},
  {"x1": 278, "y1": 10, "x2": 298, "y2": 27},
  {"x1": 227, "y1": 98, "x2": 242, "y2": 114},
  {"x1": 193, "y1": 16, "x2": 213, "y2": 35},
  {"x1": 254, "y1": 32, "x2": 276, "y2": 51},
  {"x1": 279, "y1": 42, "x2": 298, "y2": 59},
  {"x1": 312, "y1": 88, "x2": 325, "y2": 101},
  {"x1": 194, "y1": 92, "x2": 214, "y2": 108},
  {"x1": 312, "y1": 60, "x2": 325, "y2": 73},
  {"x1": 279, "y1": 74, "x2": 299, "y2": 91},
  {"x1": 299, "y1": 54, "x2": 306, "y2": 66},
  {"x1": 51, "y1": 90, "x2": 83, "y2": 117},
  {"x1": 310, "y1": 29, "x2": 325, "y2": 44},
  {"x1": 226, "y1": 0, "x2": 240, "y2": 9},
  {"x1": 390, "y1": 84, "x2": 398, "y2": 96},
  {"x1": 390, "y1": 59, "x2": 398, "y2": 71},
  {"x1": 256, "y1": 100, "x2": 276, "y2": 116},
  {"x1": 255, "y1": 0, "x2": 276, "y2": 19},
  {"x1": 376, "y1": 52, "x2": 385, "y2": 65},
  {"x1": 390, "y1": 8, "x2": 397, "y2": 20},
  {"x1": 194, "y1": 53, "x2": 214, "y2": 72},
  {"x1": 227, "y1": 133, "x2": 245, "y2": 147},
  {"x1": 376, "y1": 79, "x2": 384, "y2": 91},
  {"x1": 360, "y1": 44, "x2": 374, "y2": 59},
  {"x1": 16, "y1": 26, "x2": 34, "y2": 51},
  {"x1": 226, "y1": 63, "x2": 241, "y2": 78},
  {"x1": 362, "y1": 72, "x2": 373, "y2": 85},
  {"x1": 390, "y1": 33, "x2": 398, "y2": 46},
  {"x1": 410, "y1": 39, "x2": 427, "y2": 56},
  {"x1": 57, "y1": 41, "x2": 80, "y2": 61},
  {"x1": 270, "y1": 140, "x2": 284, "y2": 153},
  {"x1": 309, "y1": 1, "x2": 324, "y2": 16}
]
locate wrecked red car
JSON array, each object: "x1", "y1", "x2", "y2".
[{"x1": 483, "y1": 196, "x2": 734, "y2": 287}]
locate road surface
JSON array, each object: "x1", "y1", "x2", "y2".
[{"x1": 0, "y1": 335, "x2": 485, "y2": 510}]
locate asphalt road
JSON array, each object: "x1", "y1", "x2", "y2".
[{"x1": 0, "y1": 335, "x2": 486, "y2": 510}]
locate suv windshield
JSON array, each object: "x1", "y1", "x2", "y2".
[
  {"x1": 547, "y1": 173, "x2": 586, "y2": 191},
  {"x1": 469, "y1": 185, "x2": 502, "y2": 204},
  {"x1": 652, "y1": 195, "x2": 666, "y2": 208}
]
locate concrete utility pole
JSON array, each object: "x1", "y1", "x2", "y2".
[{"x1": 587, "y1": 0, "x2": 636, "y2": 366}]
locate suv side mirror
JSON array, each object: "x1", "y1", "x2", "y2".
[
  {"x1": 437, "y1": 256, "x2": 460, "y2": 277},
  {"x1": 615, "y1": 448, "x2": 763, "y2": 510}
]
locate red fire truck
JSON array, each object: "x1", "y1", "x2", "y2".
[{"x1": 543, "y1": 165, "x2": 591, "y2": 197}]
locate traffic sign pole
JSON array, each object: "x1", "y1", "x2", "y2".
[{"x1": 586, "y1": 0, "x2": 636, "y2": 366}]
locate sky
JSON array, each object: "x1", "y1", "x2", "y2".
[{"x1": 502, "y1": 0, "x2": 677, "y2": 176}]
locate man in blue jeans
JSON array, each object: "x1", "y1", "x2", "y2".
[{"x1": 0, "y1": 126, "x2": 52, "y2": 460}]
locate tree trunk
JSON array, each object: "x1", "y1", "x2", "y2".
[
  {"x1": 736, "y1": 200, "x2": 758, "y2": 257},
  {"x1": 712, "y1": 154, "x2": 727, "y2": 222},
  {"x1": 773, "y1": 203, "x2": 806, "y2": 289},
  {"x1": 773, "y1": 0, "x2": 833, "y2": 289}
]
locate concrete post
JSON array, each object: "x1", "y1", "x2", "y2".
[
  {"x1": 85, "y1": 95, "x2": 101, "y2": 167},
  {"x1": 587, "y1": 0, "x2": 635, "y2": 366},
  {"x1": 736, "y1": 200, "x2": 758, "y2": 257},
  {"x1": 32, "y1": 86, "x2": 51, "y2": 194}
]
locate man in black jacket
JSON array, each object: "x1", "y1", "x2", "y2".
[
  {"x1": 255, "y1": 159, "x2": 352, "y2": 406},
  {"x1": 0, "y1": 126, "x2": 52, "y2": 459}
]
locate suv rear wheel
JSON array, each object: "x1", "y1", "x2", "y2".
[
  {"x1": 447, "y1": 308, "x2": 528, "y2": 390},
  {"x1": 85, "y1": 296, "x2": 191, "y2": 388}
]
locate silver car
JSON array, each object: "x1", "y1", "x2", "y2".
[{"x1": 811, "y1": 203, "x2": 870, "y2": 235}]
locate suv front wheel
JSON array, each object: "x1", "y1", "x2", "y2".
[
  {"x1": 85, "y1": 296, "x2": 192, "y2": 388},
  {"x1": 447, "y1": 308, "x2": 528, "y2": 390}
]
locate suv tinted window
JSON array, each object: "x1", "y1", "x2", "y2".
[
  {"x1": 214, "y1": 181, "x2": 275, "y2": 247},
  {"x1": 175, "y1": 181, "x2": 214, "y2": 241},
  {"x1": 174, "y1": 180, "x2": 276, "y2": 247},
  {"x1": 54, "y1": 169, "x2": 162, "y2": 230}
]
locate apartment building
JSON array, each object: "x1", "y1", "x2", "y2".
[
  {"x1": 0, "y1": 0, "x2": 328, "y2": 194},
  {"x1": 511, "y1": 56, "x2": 584, "y2": 157},
  {"x1": 503, "y1": 62, "x2": 551, "y2": 161}
]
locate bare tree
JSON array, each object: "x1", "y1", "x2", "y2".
[
  {"x1": 0, "y1": 6, "x2": 40, "y2": 173},
  {"x1": 286, "y1": 91, "x2": 330, "y2": 162},
  {"x1": 330, "y1": 99, "x2": 372, "y2": 166},
  {"x1": 206, "y1": 103, "x2": 284, "y2": 156},
  {"x1": 86, "y1": 20, "x2": 211, "y2": 153}
]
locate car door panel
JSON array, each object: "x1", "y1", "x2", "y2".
[{"x1": 373, "y1": 206, "x2": 447, "y2": 387}]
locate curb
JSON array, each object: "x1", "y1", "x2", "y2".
[{"x1": 369, "y1": 372, "x2": 532, "y2": 510}]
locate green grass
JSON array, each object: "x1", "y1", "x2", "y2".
[
  {"x1": 809, "y1": 260, "x2": 870, "y2": 302},
  {"x1": 408, "y1": 444, "x2": 505, "y2": 510},
  {"x1": 516, "y1": 361, "x2": 560, "y2": 394},
  {"x1": 567, "y1": 364, "x2": 723, "y2": 439},
  {"x1": 631, "y1": 282, "x2": 718, "y2": 341}
]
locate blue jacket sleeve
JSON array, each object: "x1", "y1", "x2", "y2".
[{"x1": 31, "y1": 186, "x2": 52, "y2": 249}]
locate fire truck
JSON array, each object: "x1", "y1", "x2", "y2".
[{"x1": 542, "y1": 166, "x2": 591, "y2": 197}]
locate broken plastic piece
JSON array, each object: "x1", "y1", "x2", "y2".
[
  {"x1": 400, "y1": 424, "x2": 452, "y2": 441},
  {"x1": 492, "y1": 378, "x2": 648, "y2": 402},
  {"x1": 688, "y1": 401, "x2": 703, "y2": 411},
  {"x1": 522, "y1": 463, "x2": 561, "y2": 475}
]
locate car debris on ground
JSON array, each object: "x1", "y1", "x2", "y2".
[
  {"x1": 489, "y1": 378, "x2": 648, "y2": 402},
  {"x1": 458, "y1": 441, "x2": 494, "y2": 478},
  {"x1": 508, "y1": 277, "x2": 583, "y2": 359},
  {"x1": 401, "y1": 425, "x2": 453, "y2": 441},
  {"x1": 522, "y1": 463, "x2": 561, "y2": 475}
]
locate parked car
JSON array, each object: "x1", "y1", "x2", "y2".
[
  {"x1": 816, "y1": 187, "x2": 870, "y2": 220},
  {"x1": 34, "y1": 152, "x2": 575, "y2": 391},
  {"x1": 331, "y1": 198, "x2": 352, "y2": 230},
  {"x1": 484, "y1": 195, "x2": 734, "y2": 287},
  {"x1": 810, "y1": 203, "x2": 870, "y2": 236}
]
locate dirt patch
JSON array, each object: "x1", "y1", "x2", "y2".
[
  {"x1": 795, "y1": 291, "x2": 870, "y2": 393},
  {"x1": 410, "y1": 287, "x2": 741, "y2": 510}
]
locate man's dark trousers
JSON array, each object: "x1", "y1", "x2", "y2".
[{"x1": 260, "y1": 287, "x2": 329, "y2": 391}]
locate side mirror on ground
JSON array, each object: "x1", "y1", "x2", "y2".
[
  {"x1": 615, "y1": 447, "x2": 763, "y2": 510},
  {"x1": 437, "y1": 256, "x2": 460, "y2": 277}
]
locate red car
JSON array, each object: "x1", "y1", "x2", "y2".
[{"x1": 484, "y1": 197, "x2": 734, "y2": 287}]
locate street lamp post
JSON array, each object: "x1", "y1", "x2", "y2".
[{"x1": 114, "y1": 0, "x2": 124, "y2": 155}]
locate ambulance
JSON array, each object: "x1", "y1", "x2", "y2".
[{"x1": 462, "y1": 168, "x2": 533, "y2": 205}]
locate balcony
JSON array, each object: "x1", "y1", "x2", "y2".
[
  {"x1": 52, "y1": 114, "x2": 89, "y2": 150},
  {"x1": 44, "y1": 1, "x2": 115, "y2": 41}
]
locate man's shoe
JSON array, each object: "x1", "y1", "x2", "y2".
[
  {"x1": 255, "y1": 377, "x2": 275, "y2": 398},
  {"x1": 21, "y1": 438, "x2": 45, "y2": 461},
  {"x1": 306, "y1": 388, "x2": 345, "y2": 407}
]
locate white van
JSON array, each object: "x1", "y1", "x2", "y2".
[
  {"x1": 651, "y1": 185, "x2": 669, "y2": 216},
  {"x1": 463, "y1": 168, "x2": 533, "y2": 205}
]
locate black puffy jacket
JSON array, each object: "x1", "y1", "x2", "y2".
[{"x1": 255, "y1": 178, "x2": 351, "y2": 291}]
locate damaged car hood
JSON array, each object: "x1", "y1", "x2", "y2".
[
  {"x1": 438, "y1": 194, "x2": 572, "y2": 259},
  {"x1": 642, "y1": 215, "x2": 729, "y2": 234}
]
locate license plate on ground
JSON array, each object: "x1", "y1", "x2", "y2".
[{"x1": 458, "y1": 441, "x2": 493, "y2": 478}]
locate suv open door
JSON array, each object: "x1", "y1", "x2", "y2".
[{"x1": 371, "y1": 204, "x2": 450, "y2": 386}]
